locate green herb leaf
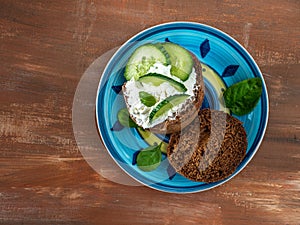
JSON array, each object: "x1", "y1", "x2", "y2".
[
  {"x1": 223, "y1": 77, "x2": 263, "y2": 116},
  {"x1": 139, "y1": 91, "x2": 156, "y2": 107},
  {"x1": 136, "y1": 143, "x2": 162, "y2": 172},
  {"x1": 117, "y1": 108, "x2": 138, "y2": 127}
]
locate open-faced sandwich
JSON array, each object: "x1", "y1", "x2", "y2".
[
  {"x1": 122, "y1": 42, "x2": 205, "y2": 134},
  {"x1": 120, "y1": 42, "x2": 255, "y2": 183}
]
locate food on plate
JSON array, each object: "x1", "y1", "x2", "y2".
[
  {"x1": 223, "y1": 77, "x2": 263, "y2": 116},
  {"x1": 167, "y1": 109, "x2": 247, "y2": 183},
  {"x1": 136, "y1": 127, "x2": 168, "y2": 154},
  {"x1": 136, "y1": 143, "x2": 162, "y2": 172},
  {"x1": 119, "y1": 42, "x2": 256, "y2": 176},
  {"x1": 122, "y1": 42, "x2": 204, "y2": 134}
]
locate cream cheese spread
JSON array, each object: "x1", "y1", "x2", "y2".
[{"x1": 123, "y1": 62, "x2": 197, "y2": 129}]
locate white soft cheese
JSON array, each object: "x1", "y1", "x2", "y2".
[{"x1": 124, "y1": 62, "x2": 197, "y2": 129}]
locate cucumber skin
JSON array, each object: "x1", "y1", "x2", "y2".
[
  {"x1": 124, "y1": 42, "x2": 194, "y2": 81},
  {"x1": 161, "y1": 42, "x2": 194, "y2": 81},
  {"x1": 124, "y1": 44, "x2": 167, "y2": 81},
  {"x1": 149, "y1": 94, "x2": 190, "y2": 122},
  {"x1": 138, "y1": 73, "x2": 187, "y2": 92}
]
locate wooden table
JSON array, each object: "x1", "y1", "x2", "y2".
[{"x1": 1, "y1": 1, "x2": 299, "y2": 224}]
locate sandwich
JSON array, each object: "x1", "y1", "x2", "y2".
[{"x1": 122, "y1": 42, "x2": 205, "y2": 134}]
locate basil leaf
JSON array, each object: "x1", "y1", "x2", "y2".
[
  {"x1": 223, "y1": 77, "x2": 263, "y2": 116},
  {"x1": 139, "y1": 91, "x2": 156, "y2": 107},
  {"x1": 117, "y1": 108, "x2": 137, "y2": 127},
  {"x1": 136, "y1": 143, "x2": 162, "y2": 172}
]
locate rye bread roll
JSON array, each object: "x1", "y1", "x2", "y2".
[
  {"x1": 167, "y1": 109, "x2": 247, "y2": 183},
  {"x1": 122, "y1": 52, "x2": 204, "y2": 134}
]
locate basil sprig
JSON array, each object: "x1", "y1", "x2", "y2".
[
  {"x1": 139, "y1": 91, "x2": 156, "y2": 107},
  {"x1": 223, "y1": 77, "x2": 263, "y2": 116},
  {"x1": 137, "y1": 143, "x2": 162, "y2": 172},
  {"x1": 117, "y1": 108, "x2": 137, "y2": 127}
]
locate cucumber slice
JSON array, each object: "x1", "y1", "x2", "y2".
[
  {"x1": 161, "y1": 43, "x2": 194, "y2": 81},
  {"x1": 138, "y1": 73, "x2": 187, "y2": 92},
  {"x1": 124, "y1": 44, "x2": 168, "y2": 81},
  {"x1": 154, "y1": 43, "x2": 171, "y2": 65},
  {"x1": 137, "y1": 127, "x2": 168, "y2": 154},
  {"x1": 149, "y1": 94, "x2": 190, "y2": 122}
]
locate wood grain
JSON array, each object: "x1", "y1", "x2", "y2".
[{"x1": 0, "y1": 0, "x2": 299, "y2": 225}]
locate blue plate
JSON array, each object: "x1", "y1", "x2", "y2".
[{"x1": 96, "y1": 22, "x2": 269, "y2": 193}]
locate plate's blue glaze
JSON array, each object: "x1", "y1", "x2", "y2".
[{"x1": 96, "y1": 22, "x2": 269, "y2": 193}]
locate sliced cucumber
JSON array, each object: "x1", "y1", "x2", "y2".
[
  {"x1": 137, "y1": 127, "x2": 168, "y2": 154},
  {"x1": 138, "y1": 73, "x2": 187, "y2": 92},
  {"x1": 161, "y1": 42, "x2": 194, "y2": 81},
  {"x1": 149, "y1": 94, "x2": 190, "y2": 123},
  {"x1": 154, "y1": 43, "x2": 171, "y2": 65},
  {"x1": 124, "y1": 44, "x2": 168, "y2": 81}
]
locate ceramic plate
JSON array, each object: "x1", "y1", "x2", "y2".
[{"x1": 96, "y1": 22, "x2": 269, "y2": 193}]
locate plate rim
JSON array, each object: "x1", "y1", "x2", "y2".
[{"x1": 95, "y1": 21, "x2": 269, "y2": 193}]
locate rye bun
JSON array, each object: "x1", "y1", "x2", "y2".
[{"x1": 167, "y1": 109, "x2": 247, "y2": 183}]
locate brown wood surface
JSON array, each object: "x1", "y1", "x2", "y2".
[{"x1": 1, "y1": 0, "x2": 299, "y2": 224}]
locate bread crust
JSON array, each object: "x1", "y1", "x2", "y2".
[
  {"x1": 167, "y1": 109, "x2": 247, "y2": 183},
  {"x1": 122, "y1": 52, "x2": 204, "y2": 134}
]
